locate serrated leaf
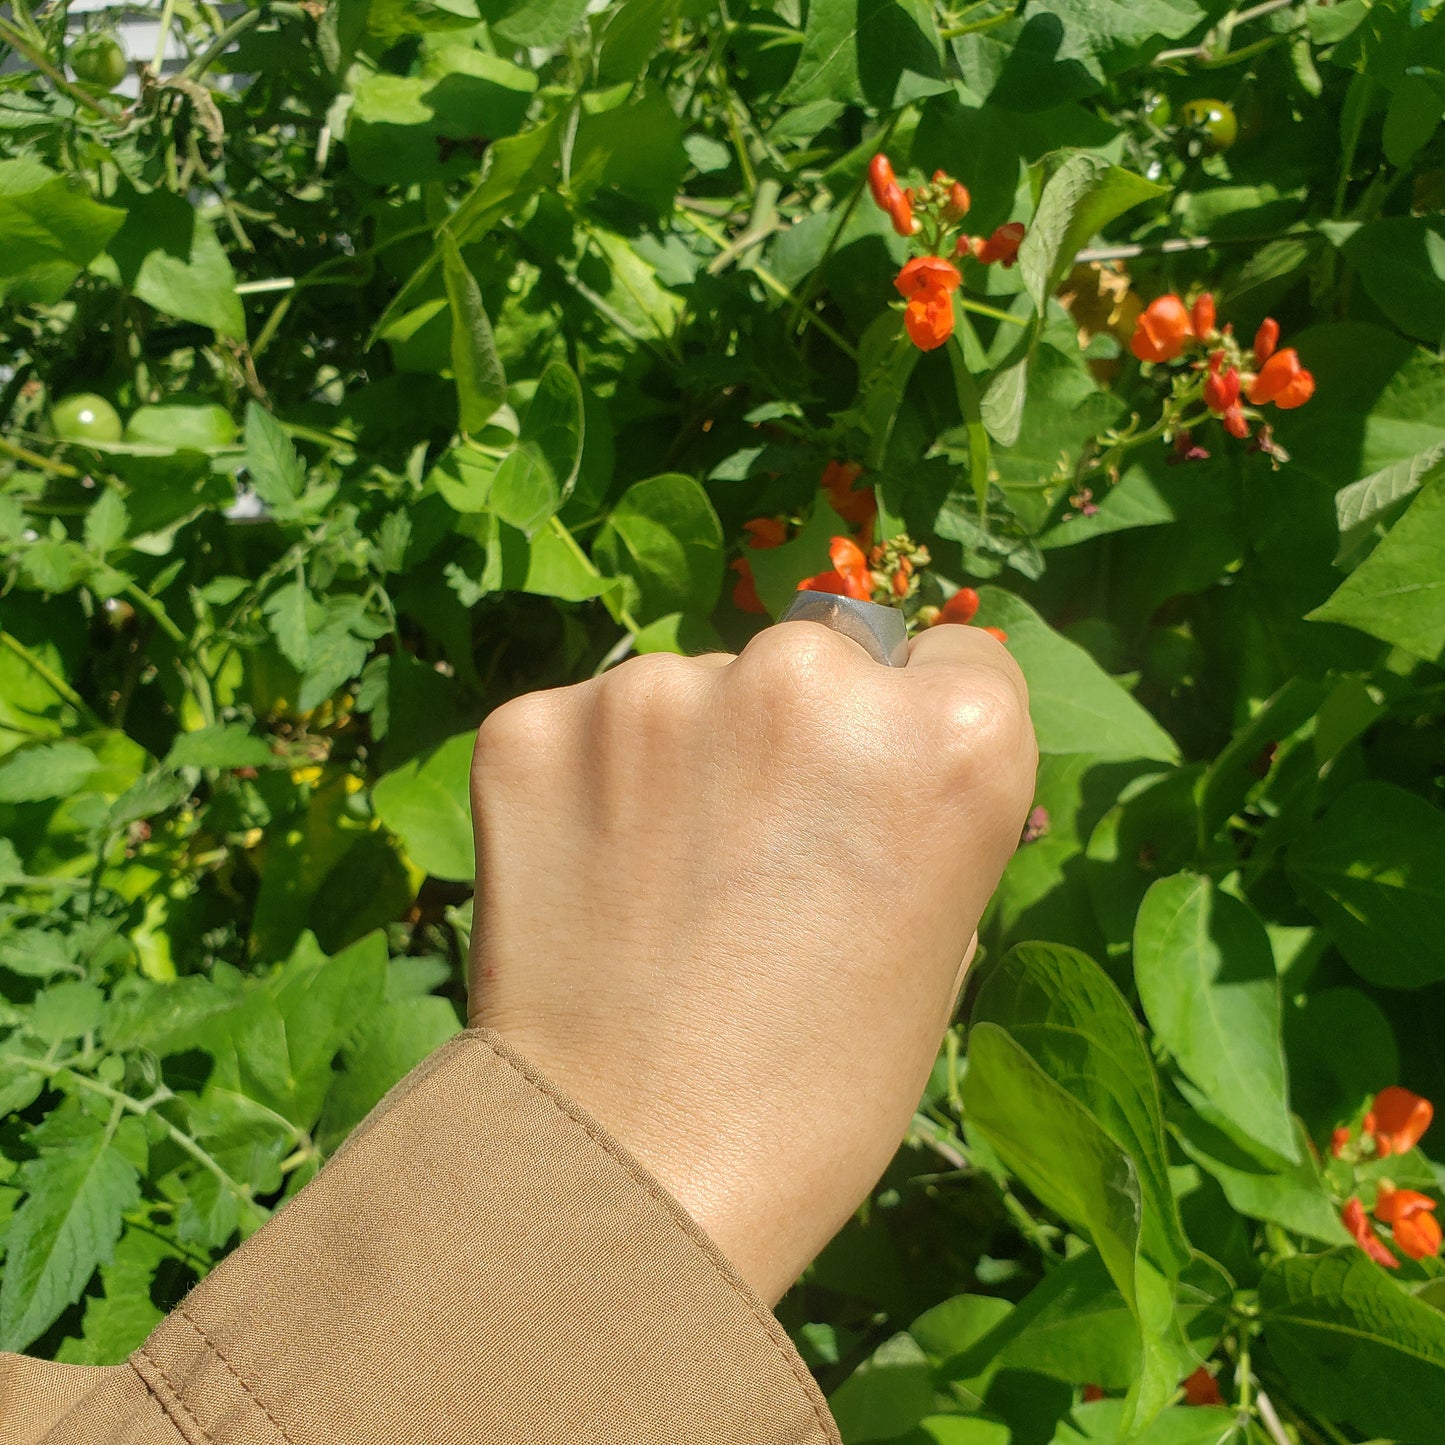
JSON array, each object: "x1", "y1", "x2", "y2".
[
  {"x1": 0, "y1": 740, "x2": 98, "y2": 803},
  {"x1": 262, "y1": 578, "x2": 314, "y2": 672},
  {"x1": 83, "y1": 490, "x2": 129, "y2": 555},
  {"x1": 165, "y1": 725, "x2": 276, "y2": 771},
  {"x1": 0, "y1": 1112, "x2": 141, "y2": 1350},
  {"x1": 244, "y1": 402, "x2": 306, "y2": 509}
]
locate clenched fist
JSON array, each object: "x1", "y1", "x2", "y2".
[{"x1": 468, "y1": 620, "x2": 1037, "y2": 1304}]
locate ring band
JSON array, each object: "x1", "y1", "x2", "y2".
[{"x1": 777, "y1": 593, "x2": 910, "y2": 668}]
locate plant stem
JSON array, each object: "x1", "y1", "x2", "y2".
[
  {"x1": 151, "y1": 0, "x2": 179, "y2": 74},
  {"x1": 1254, "y1": 1390, "x2": 1295, "y2": 1445},
  {"x1": 548, "y1": 515, "x2": 642, "y2": 636},
  {"x1": 960, "y1": 296, "x2": 1030, "y2": 327},
  {"x1": 0, "y1": 629, "x2": 103, "y2": 726},
  {"x1": 0, "y1": 17, "x2": 120, "y2": 119},
  {"x1": 0, "y1": 435, "x2": 84, "y2": 478}
]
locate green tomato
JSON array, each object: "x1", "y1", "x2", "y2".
[
  {"x1": 1181, "y1": 98, "x2": 1238, "y2": 153},
  {"x1": 1142, "y1": 91, "x2": 1172, "y2": 129},
  {"x1": 124, "y1": 400, "x2": 237, "y2": 450},
  {"x1": 51, "y1": 392, "x2": 123, "y2": 445},
  {"x1": 69, "y1": 33, "x2": 128, "y2": 89}
]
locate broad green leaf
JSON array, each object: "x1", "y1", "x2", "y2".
[
  {"x1": 441, "y1": 233, "x2": 507, "y2": 435},
  {"x1": 1383, "y1": 72, "x2": 1444, "y2": 167},
  {"x1": 0, "y1": 1111, "x2": 141, "y2": 1351},
  {"x1": 782, "y1": 0, "x2": 949, "y2": 109},
  {"x1": 1332, "y1": 439, "x2": 1445, "y2": 568},
  {"x1": 963, "y1": 1024, "x2": 1140, "y2": 1311},
  {"x1": 244, "y1": 403, "x2": 306, "y2": 509},
  {"x1": 0, "y1": 740, "x2": 98, "y2": 803},
  {"x1": 972, "y1": 942, "x2": 1189, "y2": 1276},
  {"x1": 911, "y1": 1417, "x2": 1012, "y2": 1444},
  {"x1": 1018, "y1": 153, "x2": 1166, "y2": 314},
  {"x1": 429, "y1": 444, "x2": 502, "y2": 514},
  {"x1": 373, "y1": 730, "x2": 475, "y2": 882},
  {"x1": 347, "y1": 49, "x2": 535, "y2": 185},
  {"x1": 1330, "y1": 215, "x2": 1445, "y2": 346},
  {"x1": 1052, "y1": 1400, "x2": 1238, "y2": 1445},
  {"x1": 592, "y1": 474, "x2": 724, "y2": 625},
  {"x1": 102, "y1": 188, "x2": 244, "y2": 337},
  {"x1": 570, "y1": 90, "x2": 688, "y2": 217},
  {"x1": 484, "y1": 0, "x2": 590, "y2": 46},
  {"x1": 490, "y1": 362, "x2": 584, "y2": 536},
  {"x1": 827, "y1": 1331, "x2": 934, "y2": 1443},
  {"x1": 976, "y1": 590, "x2": 1177, "y2": 762},
  {"x1": 744, "y1": 497, "x2": 852, "y2": 619},
  {"x1": 0, "y1": 932, "x2": 77, "y2": 980},
  {"x1": 28, "y1": 981, "x2": 105, "y2": 1044},
  {"x1": 485, "y1": 517, "x2": 616, "y2": 602},
  {"x1": 83, "y1": 490, "x2": 129, "y2": 555},
  {"x1": 1286, "y1": 781, "x2": 1445, "y2": 987},
  {"x1": 165, "y1": 724, "x2": 276, "y2": 772},
  {"x1": 1310, "y1": 476, "x2": 1445, "y2": 662},
  {"x1": 1172, "y1": 1109, "x2": 1349, "y2": 1246},
  {"x1": 1261, "y1": 1252, "x2": 1445, "y2": 1442},
  {"x1": 1134, "y1": 875, "x2": 1298, "y2": 1162},
  {"x1": 0, "y1": 159, "x2": 123, "y2": 282}
]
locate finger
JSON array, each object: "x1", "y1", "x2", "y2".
[
  {"x1": 740, "y1": 617, "x2": 889, "y2": 674},
  {"x1": 686, "y1": 650, "x2": 736, "y2": 669},
  {"x1": 906, "y1": 622, "x2": 1029, "y2": 709}
]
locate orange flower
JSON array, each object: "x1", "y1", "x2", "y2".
[
  {"x1": 1191, "y1": 293, "x2": 1216, "y2": 341},
  {"x1": 903, "y1": 287, "x2": 955, "y2": 351},
  {"x1": 798, "y1": 535, "x2": 872, "y2": 601},
  {"x1": 730, "y1": 557, "x2": 767, "y2": 614},
  {"x1": 1222, "y1": 404, "x2": 1249, "y2": 440},
  {"x1": 938, "y1": 587, "x2": 980, "y2": 625},
  {"x1": 1203, "y1": 352, "x2": 1241, "y2": 414},
  {"x1": 867, "y1": 153, "x2": 896, "y2": 210},
  {"x1": 742, "y1": 516, "x2": 788, "y2": 549},
  {"x1": 1247, "y1": 348, "x2": 1315, "y2": 409},
  {"x1": 973, "y1": 221, "x2": 1026, "y2": 267},
  {"x1": 944, "y1": 181, "x2": 971, "y2": 221},
  {"x1": 884, "y1": 185, "x2": 917, "y2": 237},
  {"x1": 1082, "y1": 1385, "x2": 1106, "y2": 1404},
  {"x1": 1253, "y1": 317, "x2": 1279, "y2": 365},
  {"x1": 895, "y1": 256, "x2": 963, "y2": 298},
  {"x1": 1343, "y1": 1197, "x2": 1399, "y2": 1269},
  {"x1": 1130, "y1": 295, "x2": 1192, "y2": 363},
  {"x1": 819, "y1": 459, "x2": 876, "y2": 534},
  {"x1": 1330, "y1": 1126, "x2": 1351, "y2": 1159},
  {"x1": 982, "y1": 626, "x2": 1009, "y2": 643},
  {"x1": 1370, "y1": 1087, "x2": 1433, "y2": 1156},
  {"x1": 1375, "y1": 1185, "x2": 1443, "y2": 1261},
  {"x1": 1182, "y1": 1367, "x2": 1222, "y2": 1407}
]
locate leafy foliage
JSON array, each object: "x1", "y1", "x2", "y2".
[{"x1": 2, "y1": 0, "x2": 1444, "y2": 1440}]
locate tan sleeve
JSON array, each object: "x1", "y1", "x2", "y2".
[{"x1": 11, "y1": 1028, "x2": 840, "y2": 1445}]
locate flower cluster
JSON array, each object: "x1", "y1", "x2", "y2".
[
  {"x1": 1333, "y1": 1088, "x2": 1440, "y2": 1268},
  {"x1": 797, "y1": 534, "x2": 932, "y2": 604},
  {"x1": 867, "y1": 153, "x2": 1027, "y2": 352},
  {"x1": 1130, "y1": 291, "x2": 1315, "y2": 445}
]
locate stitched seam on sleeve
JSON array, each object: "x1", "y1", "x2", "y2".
[
  {"x1": 175, "y1": 1306, "x2": 295, "y2": 1445},
  {"x1": 465, "y1": 1030, "x2": 840, "y2": 1445},
  {"x1": 130, "y1": 1352, "x2": 211, "y2": 1445}
]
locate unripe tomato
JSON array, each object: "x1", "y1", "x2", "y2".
[
  {"x1": 1181, "y1": 98, "x2": 1238, "y2": 153},
  {"x1": 51, "y1": 392, "x2": 123, "y2": 444},
  {"x1": 1141, "y1": 91, "x2": 1172, "y2": 129},
  {"x1": 69, "y1": 32, "x2": 128, "y2": 89},
  {"x1": 124, "y1": 399, "x2": 237, "y2": 450}
]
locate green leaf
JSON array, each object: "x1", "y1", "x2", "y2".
[
  {"x1": 490, "y1": 518, "x2": 618, "y2": 602},
  {"x1": 165, "y1": 724, "x2": 275, "y2": 771},
  {"x1": 971, "y1": 942, "x2": 1190, "y2": 1276},
  {"x1": 54, "y1": 1224, "x2": 178, "y2": 1365},
  {"x1": 1261, "y1": 1252, "x2": 1445, "y2": 1442},
  {"x1": 1330, "y1": 216, "x2": 1445, "y2": 347},
  {"x1": 570, "y1": 90, "x2": 688, "y2": 217},
  {"x1": 483, "y1": 0, "x2": 590, "y2": 45},
  {"x1": 1332, "y1": 439, "x2": 1445, "y2": 568},
  {"x1": 428, "y1": 443, "x2": 502, "y2": 514},
  {"x1": 103, "y1": 187, "x2": 244, "y2": 337},
  {"x1": 1017, "y1": 153, "x2": 1167, "y2": 314},
  {"x1": 782, "y1": 0, "x2": 949, "y2": 109},
  {"x1": 592, "y1": 474, "x2": 724, "y2": 625},
  {"x1": 1383, "y1": 72, "x2": 1443, "y2": 167},
  {"x1": 244, "y1": 403, "x2": 307, "y2": 509},
  {"x1": 1133, "y1": 875, "x2": 1298, "y2": 1163},
  {"x1": 1172, "y1": 1108, "x2": 1348, "y2": 1246},
  {"x1": 83, "y1": 490, "x2": 129, "y2": 555},
  {"x1": 29, "y1": 981, "x2": 105, "y2": 1045},
  {"x1": 0, "y1": 740, "x2": 98, "y2": 803},
  {"x1": 262, "y1": 578, "x2": 314, "y2": 672},
  {"x1": 441, "y1": 233, "x2": 508, "y2": 434},
  {"x1": 0, "y1": 1111, "x2": 141, "y2": 1351},
  {"x1": 743, "y1": 497, "x2": 852, "y2": 619},
  {"x1": 827, "y1": 1331, "x2": 934, "y2": 1442},
  {"x1": 1286, "y1": 781, "x2": 1445, "y2": 987},
  {"x1": 347, "y1": 49, "x2": 536, "y2": 185},
  {"x1": 490, "y1": 362, "x2": 584, "y2": 536},
  {"x1": 0, "y1": 159, "x2": 124, "y2": 282},
  {"x1": 1310, "y1": 476, "x2": 1445, "y2": 662},
  {"x1": 372, "y1": 730, "x2": 475, "y2": 882},
  {"x1": 1052, "y1": 1400, "x2": 1238, "y2": 1445},
  {"x1": 976, "y1": 590, "x2": 1178, "y2": 762},
  {"x1": 963, "y1": 1024, "x2": 1141, "y2": 1312}
]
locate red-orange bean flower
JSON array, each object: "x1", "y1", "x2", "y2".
[
  {"x1": 1247, "y1": 348, "x2": 1315, "y2": 409},
  {"x1": 1253, "y1": 316, "x2": 1279, "y2": 365},
  {"x1": 1182, "y1": 1368, "x2": 1223, "y2": 1407},
  {"x1": 938, "y1": 587, "x2": 980, "y2": 625},
  {"x1": 1190, "y1": 293, "x2": 1216, "y2": 341},
  {"x1": 895, "y1": 256, "x2": 962, "y2": 352},
  {"x1": 1130, "y1": 294, "x2": 1192, "y2": 363},
  {"x1": 972, "y1": 221, "x2": 1026, "y2": 267},
  {"x1": 1343, "y1": 1196, "x2": 1399, "y2": 1269},
  {"x1": 1375, "y1": 1185, "x2": 1443, "y2": 1261},
  {"x1": 1370, "y1": 1087, "x2": 1434, "y2": 1156},
  {"x1": 798, "y1": 535, "x2": 873, "y2": 601},
  {"x1": 819, "y1": 459, "x2": 876, "y2": 535}
]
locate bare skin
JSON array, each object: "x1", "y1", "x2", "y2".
[{"x1": 469, "y1": 619, "x2": 1038, "y2": 1305}]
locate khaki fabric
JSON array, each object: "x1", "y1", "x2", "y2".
[{"x1": 2, "y1": 1029, "x2": 841, "y2": 1445}]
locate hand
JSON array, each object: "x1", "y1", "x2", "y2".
[{"x1": 467, "y1": 621, "x2": 1037, "y2": 1304}]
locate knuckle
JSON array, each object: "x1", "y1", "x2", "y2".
[
  {"x1": 473, "y1": 691, "x2": 557, "y2": 783},
  {"x1": 737, "y1": 622, "x2": 856, "y2": 710},
  {"x1": 925, "y1": 666, "x2": 1036, "y2": 796}
]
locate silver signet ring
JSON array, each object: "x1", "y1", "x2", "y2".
[{"x1": 777, "y1": 592, "x2": 910, "y2": 668}]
